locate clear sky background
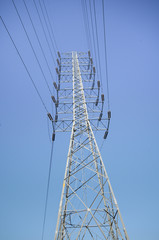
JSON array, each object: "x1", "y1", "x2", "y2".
[{"x1": 0, "y1": 0, "x2": 159, "y2": 239}]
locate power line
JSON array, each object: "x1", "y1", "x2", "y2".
[
  {"x1": 83, "y1": 0, "x2": 93, "y2": 54},
  {"x1": 2, "y1": 9, "x2": 55, "y2": 238},
  {"x1": 88, "y1": 0, "x2": 99, "y2": 78},
  {"x1": 41, "y1": 138, "x2": 55, "y2": 240},
  {"x1": 38, "y1": 0, "x2": 57, "y2": 58},
  {"x1": 33, "y1": 0, "x2": 56, "y2": 67},
  {"x1": 102, "y1": 0, "x2": 110, "y2": 109},
  {"x1": 12, "y1": 0, "x2": 53, "y2": 96},
  {"x1": 93, "y1": 0, "x2": 103, "y2": 92},
  {"x1": 23, "y1": 0, "x2": 55, "y2": 91},
  {"x1": 81, "y1": 0, "x2": 90, "y2": 49},
  {"x1": 47, "y1": 116, "x2": 51, "y2": 143},
  {"x1": 0, "y1": 16, "x2": 48, "y2": 113},
  {"x1": 42, "y1": 0, "x2": 58, "y2": 52}
]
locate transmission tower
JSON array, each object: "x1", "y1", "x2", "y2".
[{"x1": 50, "y1": 51, "x2": 129, "y2": 239}]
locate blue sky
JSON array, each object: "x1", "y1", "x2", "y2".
[{"x1": 0, "y1": 0, "x2": 159, "y2": 239}]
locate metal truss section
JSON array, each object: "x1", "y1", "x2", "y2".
[
  {"x1": 55, "y1": 119, "x2": 107, "y2": 133},
  {"x1": 53, "y1": 51, "x2": 110, "y2": 134},
  {"x1": 54, "y1": 52, "x2": 129, "y2": 240}
]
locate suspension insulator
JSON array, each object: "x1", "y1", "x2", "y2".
[
  {"x1": 88, "y1": 50, "x2": 91, "y2": 58},
  {"x1": 88, "y1": 63, "x2": 90, "y2": 70},
  {"x1": 108, "y1": 110, "x2": 111, "y2": 119},
  {"x1": 91, "y1": 80, "x2": 95, "y2": 90},
  {"x1": 104, "y1": 130, "x2": 108, "y2": 139},
  {"x1": 53, "y1": 81, "x2": 57, "y2": 90},
  {"x1": 93, "y1": 66, "x2": 96, "y2": 74},
  {"x1": 97, "y1": 80, "x2": 100, "y2": 88},
  {"x1": 55, "y1": 114, "x2": 58, "y2": 122},
  {"x1": 56, "y1": 67, "x2": 59, "y2": 75},
  {"x1": 51, "y1": 96, "x2": 56, "y2": 104},
  {"x1": 47, "y1": 113, "x2": 53, "y2": 121},
  {"x1": 101, "y1": 94, "x2": 104, "y2": 102},
  {"x1": 56, "y1": 99, "x2": 59, "y2": 108},
  {"x1": 58, "y1": 83, "x2": 60, "y2": 90},
  {"x1": 88, "y1": 57, "x2": 92, "y2": 70},
  {"x1": 52, "y1": 132, "x2": 55, "y2": 141},
  {"x1": 95, "y1": 97, "x2": 99, "y2": 106},
  {"x1": 57, "y1": 51, "x2": 61, "y2": 59},
  {"x1": 57, "y1": 58, "x2": 60, "y2": 66},
  {"x1": 98, "y1": 112, "x2": 103, "y2": 121}
]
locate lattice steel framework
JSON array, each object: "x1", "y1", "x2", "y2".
[{"x1": 52, "y1": 52, "x2": 129, "y2": 239}]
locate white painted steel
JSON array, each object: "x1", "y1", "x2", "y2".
[{"x1": 54, "y1": 52, "x2": 129, "y2": 240}]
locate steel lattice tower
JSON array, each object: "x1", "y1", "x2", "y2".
[{"x1": 52, "y1": 51, "x2": 129, "y2": 239}]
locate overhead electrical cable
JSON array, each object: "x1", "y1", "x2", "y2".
[
  {"x1": 47, "y1": 116, "x2": 51, "y2": 143},
  {"x1": 83, "y1": 0, "x2": 93, "y2": 54},
  {"x1": 23, "y1": 0, "x2": 55, "y2": 90},
  {"x1": 42, "y1": 0, "x2": 58, "y2": 52},
  {"x1": 81, "y1": 0, "x2": 90, "y2": 50},
  {"x1": 33, "y1": 0, "x2": 56, "y2": 67},
  {"x1": 0, "y1": 16, "x2": 48, "y2": 113},
  {"x1": 93, "y1": 0, "x2": 103, "y2": 92},
  {"x1": 88, "y1": 0, "x2": 99, "y2": 79},
  {"x1": 41, "y1": 139, "x2": 55, "y2": 240},
  {"x1": 102, "y1": 0, "x2": 110, "y2": 109},
  {"x1": 99, "y1": 139, "x2": 105, "y2": 151},
  {"x1": 38, "y1": 0, "x2": 57, "y2": 58},
  {"x1": 11, "y1": 0, "x2": 53, "y2": 96}
]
